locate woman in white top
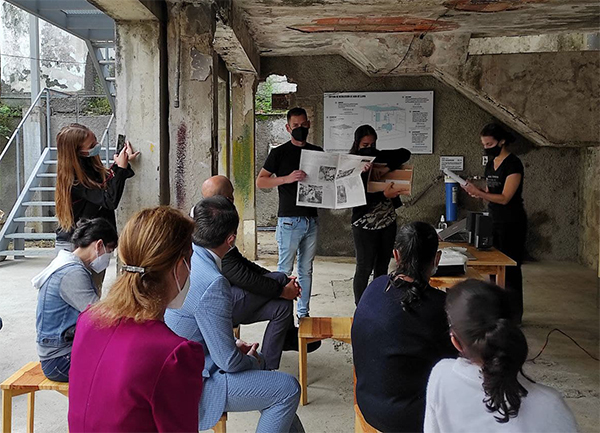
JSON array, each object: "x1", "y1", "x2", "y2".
[{"x1": 425, "y1": 279, "x2": 578, "y2": 433}]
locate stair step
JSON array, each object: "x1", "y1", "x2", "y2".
[
  {"x1": 99, "y1": 59, "x2": 115, "y2": 65},
  {"x1": 0, "y1": 249, "x2": 56, "y2": 257},
  {"x1": 49, "y1": 147, "x2": 115, "y2": 152},
  {"x1": 5, "y1": 233, "x2": 56, "y2": 240},
  {"x1": 14, "y1": 217, "x2": 58, "y2": 223},
  {"x1": 29, "y1": 187, "x2": 56, "y2": 192},
  {"x1": 37, "y1": 173, "x2": 57, "y2": 178},
  {"x1": 44, "y1": 160, "x2": 106, "y2": 165},
  {"x1": 105, "y1": 77, "x2": 116, "y2": 82},
  {"x1": 22, "y1": 201, "x2": 55, "y2": 206}
]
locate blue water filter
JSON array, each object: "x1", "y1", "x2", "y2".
[{"x1": 445, "y1": 177, "x2": 458, "y2": 222}]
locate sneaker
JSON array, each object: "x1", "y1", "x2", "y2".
[{"x1": 282, "y1": 326, "x2": 321, "y2": 353}]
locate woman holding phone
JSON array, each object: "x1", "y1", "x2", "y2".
[
  {"x1": 55, "y1": 124, "x2": 138, "y2": 286},
  {"x1": 462, "y1": 123, "x2": 527, "y2": 324}
]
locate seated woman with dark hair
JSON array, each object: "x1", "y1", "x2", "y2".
[
  {"x1": 425, "y1": 280, "x2": 578, "y2": 432},
  {"x1": 352, "y1": 221, "x2": 457, "y2": 432},
  {"x1": 33, "y1": 217, "x2": 118, "y2": 382}
]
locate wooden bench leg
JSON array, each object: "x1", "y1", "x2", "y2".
[
  {"x1": 2, "y1": 390, "x2": 12, "y2": 433},
  {"x1": 27, "y1": 392, "x2": 35, "y2": 433},
  {"x1": 213, "y1": 413, "x2": 227, "y2": 433},
  {"x1": 497, "y1": 266, "x2": 506, "y2": 288},
  {"x1": 299, "y1": 336, "x2": 308, "y2": 406}
]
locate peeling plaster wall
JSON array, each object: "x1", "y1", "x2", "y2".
[
  {"x1": 167, "y1": 3, "x2": 214, "y2": 213},
  {"x1": 261, "y1": 54, "x2": 584, "y2": 263},
  {"x1": 579, "y1": 147, "x2": 600, "y2": 270},
  {"x1": 0, "y1": 0, "x2": 87, "y2": 94},
  {"x1": 459, "y1": 51, "x2": 600, "y2": 146},
  {"x1": 255, "y1": 113, "x2": 288, "y2": 227}
]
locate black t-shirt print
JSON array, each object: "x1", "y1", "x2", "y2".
[
  {"x1": 485, "y1": 153, "x2": 526, "y2": 223},
  {"x1": 262, "y1": 141, "x2": 324, "y2": 217}
]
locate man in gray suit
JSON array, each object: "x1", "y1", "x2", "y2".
[
  {"x1": 200, "y1": 176, "x2": 320, "y2": 371},
  {"x1": 166, "y1": 197, "x2": 303, "y2": 432}
]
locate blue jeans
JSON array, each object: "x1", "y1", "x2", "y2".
[
  {"x1": 276, "y1": 217, "x2": 318, "y2": 317},
  {"x1": 41, "y1": 354, "x2": 71, "y2": 382}
]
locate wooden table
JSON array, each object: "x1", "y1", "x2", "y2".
[
  {"x1": 430, "y1": 267, "x2": 484, "y2": 291},
  {"x1": 439, "y1": 242, "x2": 516, "y2": 288}
]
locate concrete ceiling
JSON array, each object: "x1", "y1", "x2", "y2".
[{"x1": 235, "y1": 0, "x2": 600, "y2": 57}]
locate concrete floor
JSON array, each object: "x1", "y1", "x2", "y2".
[{"x1": 0, "y1": 235, "x2": 598, "y2": 432}]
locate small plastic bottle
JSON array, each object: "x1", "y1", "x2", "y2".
[{"x1": 438, "y1": 215, "x2": 448, "y2": 230}]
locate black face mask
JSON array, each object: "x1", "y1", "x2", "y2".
[
  {"x1": 291, "y1": 126, "x2": 309, "y2": 142},
  {"x1": 484, "y1": 145, "x2": 502, "y2": 158},
  {"x1": 358, "y1": 146, "x2": 377, "y2": 157}
]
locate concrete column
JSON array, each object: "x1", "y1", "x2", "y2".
[
  {"x1": 231, "y1": 72, "x2": 256, "y2": 260},
  {"x1": 167, "y1": 2, "x2": 215, "y2": 211},
  {"x1": 114, "y1": 21, "x2": 162, "y2": 228},
  {"x1": 217, "y1": 75, "x2": 230, "y2": 177}
]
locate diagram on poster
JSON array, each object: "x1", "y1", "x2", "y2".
[{"x1": 324, "y1": 91, "x2": 433, "y2": 154}]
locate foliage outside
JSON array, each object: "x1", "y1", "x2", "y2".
[
  {"x1": 255, "y1": 76, "x2": 287, "y2": 115},
  {"x1": 0, "y1": 103, "x2": 21, "y2": 140}
]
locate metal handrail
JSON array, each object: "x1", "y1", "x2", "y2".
[
  {"x1": 101, "y1": 113, "x2": 115, "y2": 167},
  {"x1": 0, "y1": 87, "x2": 80, "y2": 163}
]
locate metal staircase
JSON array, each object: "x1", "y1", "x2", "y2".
[
  {"x1": 0, "y1": 88, "x2": 114, "y2": 260},
  {"x1": 5, "y1": 0, "x2": 117, "y2": 111}
]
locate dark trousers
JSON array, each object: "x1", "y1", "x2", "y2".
[
  {"x1": 230, "y1": 272, "x2": 293, "y2": 370},
  {"x1": 493, "y1": 218, "x2": 527, "y2": 324},
  {"x1": 352, "y1": 223, "x2": 397, "y2": 305},
  {"x1": 41, "y1": 353, "x2": 71, "y2": 382}
]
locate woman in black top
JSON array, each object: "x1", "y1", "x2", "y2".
[
  {"x1": 55, "y1": 124, "x2": 138, "y2": 287},
  {"x1": 462, "y1": 123, "x2": 527, "y2": 324},
  {"x1": 352, "y1": 222, "x2": 457, "y2": 432},
  {"x1": 349, "y1": 125, "x2": 411, "y2": 305}
]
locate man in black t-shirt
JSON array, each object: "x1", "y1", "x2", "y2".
[{"x1": 256, "y1": 107, "x2": 324, "y2": 318}]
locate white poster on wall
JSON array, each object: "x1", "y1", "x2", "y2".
[{"x1": 323, "y1": 91, "x2": 434, "y2": 154}]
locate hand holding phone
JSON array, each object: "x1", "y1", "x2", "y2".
[{"x1": 116, "y1": 134, "x2": 126, "y2": 155}]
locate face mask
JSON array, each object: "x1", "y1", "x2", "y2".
[
  {"x1": 484, "y1": 145, "x2": 502, "y2": 158},
  {"x1": 358, "y1": 147, "x2": 377, "y2": 157},
  {"x1": 168, "y1": 259, "x2": 191, "y2": 309},
  {"x1": 89, "y1": 243, "x2": 111, "y2": 273},
  {"x1": 291, "y1": 126, "x2": 309, "y2": 142},
  {"x1": 85, "y1": 143, "x2": 102, "y2": 158}
]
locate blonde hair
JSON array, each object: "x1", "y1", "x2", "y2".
[
  {"x1": 90, "y1": 206, "x2": 194, "y2": 326},
  {"x1": 55, "y1": 123, "x2": 109, "y2": 230}
]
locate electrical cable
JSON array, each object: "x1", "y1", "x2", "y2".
[{"x1": 527, "y1": 328, "x2": 599, "y2": 363}]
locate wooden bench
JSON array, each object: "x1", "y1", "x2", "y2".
[
  {"x1": 1, "y1": 362, "x2": 68, "y2": 433},
  {"x1": 298, "y1": 317, "x2": 352, "y2": 405},
  {"x1": 1, "y1": 362, "x2": 226, "y2": 433}
]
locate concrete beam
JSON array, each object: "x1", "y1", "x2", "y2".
[
  {"x1": 115, "y1": 21, "x2": 163, "y2": 227},
  {"x1": 88, "y1": 0, "x2": 160, "y2": 21},
  {"x1": 339, "y1": 33, "x2": 470, "y2": 76},
  {"x1": 231, "y1": 73, "x2": 257, "y2": 260},
  {"x1": 433, "y1": 68, "x2": 555, "y2": 148},
  {"x1": 213, "y1": 1, "x2": 260, "y2": 75},
  {"x1": 469, "y1": 33, "x2": 600, "y2": 55}
]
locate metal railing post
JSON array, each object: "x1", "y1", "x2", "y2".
[
  {"x1": 75, "y1": 94, "x2": 80, "y2": 123},
  {"x1": 46, "y1": 90, "x2": 51, "y2": 148},
  {"x1": 15, "y1": 130, "x2": 21, "y2": 195}
]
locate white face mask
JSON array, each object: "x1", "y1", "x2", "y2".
[
  {"x1": 168, "y1": 258, "x2": 191, "y2": 309},
  {"x1": 89, "y1": 243, "x2": 111, "y2": 273}
]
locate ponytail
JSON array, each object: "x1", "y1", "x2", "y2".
[
  {"x1": 447, "y1": 280, "x2": 530, "y2": 423},
  {"x1": 479, "y1": 318, "x2": 529, "y2": 422},
  {"x1": 388, "y1": 222, "x2": 438, "y2": 311}
]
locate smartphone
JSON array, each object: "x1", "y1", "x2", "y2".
[{"x1": 116, "y1": 134, "x2": 126, "y2": 155}]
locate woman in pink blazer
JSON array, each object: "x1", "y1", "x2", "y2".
[{"x1": 68, "y1": 206, "x2": 204, "y2": 433}]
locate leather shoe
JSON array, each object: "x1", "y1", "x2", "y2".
[{"x1": 282, "y1": 326, "x2": 321, "y2": 353}]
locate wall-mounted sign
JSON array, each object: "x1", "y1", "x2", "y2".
[
  {"x1": 323, "y1": 91, "x2": 434, "y2": 154},
  {"x1": 440, "y1": 156, "x2": 464, "y2": 171}
]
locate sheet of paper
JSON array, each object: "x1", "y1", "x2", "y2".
[{"x1": 296, "y1": 150, "x2": 375, "y2": 209}]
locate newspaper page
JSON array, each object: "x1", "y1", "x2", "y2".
[{"x1": 296, "y1": 150, "x2": 375, "y2": 209}]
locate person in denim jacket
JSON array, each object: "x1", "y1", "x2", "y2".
[{"x1": 33, "y1": 218, "x2": 117, "y2": 381}]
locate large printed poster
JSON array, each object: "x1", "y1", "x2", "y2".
[{"x1": 324, "y1": 91, "x2": 434, "y2": 154}]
